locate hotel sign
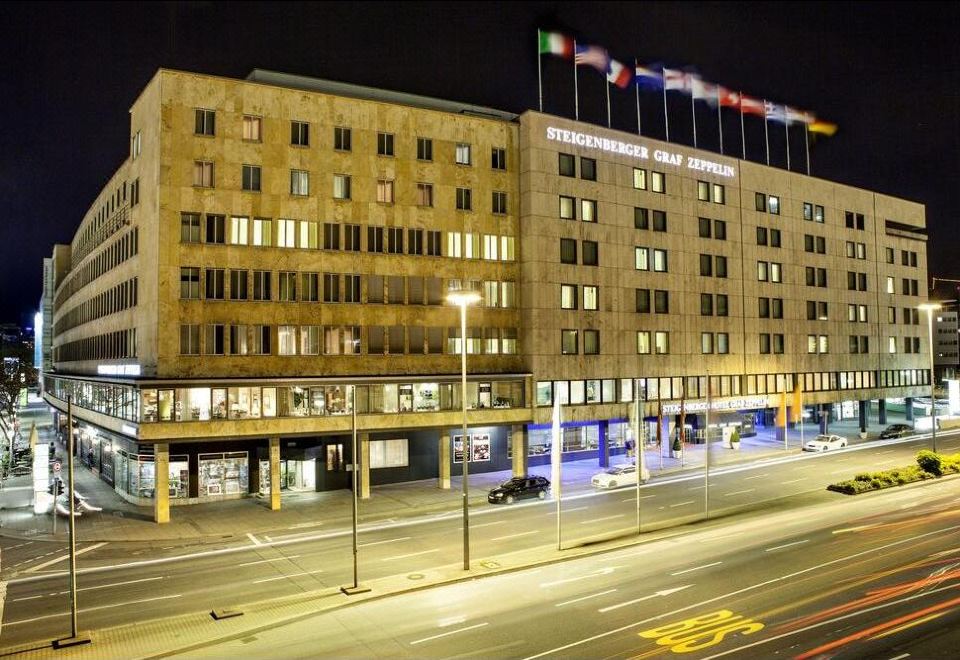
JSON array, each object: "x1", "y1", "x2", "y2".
[
  {"x1": 661, "y1": 396, "x2": 768, "y2": 415},
  {"x1": 545, "y1": 126, "x2": 736, "y2": 178}
]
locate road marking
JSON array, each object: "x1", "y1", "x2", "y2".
[
  {"x1": 288, "y1": 521, "x2": 324, "y2": 529},
  {"x1": 930, "y1": 547, "x2": 960, "y2": 558},
  {"x1": 23, "y1": 542, "x2": 107, "y2": 573},
  {"x1": 724, "y1": 489, "x2": 756, "y2": 497},
  {"x1": 623, "y1": 495, "x2": 656, "y2": 502},
  {"x1": 410, "y1": 622, "x2": 489, "y2": 646},
  {"x1": 599, "y1": 585, "x2": 692, "y2": 613},
  {"x1": 10, "y1": 595, "x2": 43, "y2": 602},
  {"x1": 540, "y1": 567, "x2": 619, "y2": 588},
  {"x1": 75, "y1": 576, "x2": 164, "y2": 593},
  {"x1": 765, "y1": 539, "x2": 810, "y2": 552},
  {"x1": 471, "y1": 521, "x2": 507, "y2": 529},
  {"x1": 669, "y1": 501, "x2": 695, "y2": 508},
  {"x1": 4, "y1": 542, "x2": 34, "y2": 551},
  {"x1": 688, "y1": 485, "x2": 706, "y2": 491},
  {"x1": 252, "y1": 569, "x2": 324, "y2": 584},
  {"x1": 671, "y1": 561, "x2": 722, "y2": 576},
  {"x1": 743, "y1": 474, "x2": 768, "y2": 481},
  {"x1": 580, "y1": 515, "x2": 625, "y2": 525},
  {"x1": 491, "y1": 531, "x2": 540, "y2": 541},
  {"x1": 238, "y1": 555, "x2": 301, "y2": 567},
  {"x1": 358, "y1": 537, "x2": 411, "y2": 548},
  {"x1": 782, "y1": 478, "x2": 807, "y2": 484},
  {"x1": 5, "y1": 594, "x2": 182, "y2": 626},
  {"x1": 699, "y1": 533, "x2": 741, "y2": 543},
  {"x1": 382, "y1": 549, "x2": 441, "y2": 561},
  {"x1": 555, "y1": 589, "x2": 617, "y2": 607},
  {"x1": 886, "y1": 654, "x2": 910, "y2": 660},
  {"x1": 246, "y1": 533, "x2": 262, "y2": 546}
]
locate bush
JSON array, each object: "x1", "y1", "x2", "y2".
[
  {"x1": 672, "y1": 436, "x2": 682, "y2": 452},
  {"x1": 917, "y1": 450, "x2": 943, "y2": 476}
]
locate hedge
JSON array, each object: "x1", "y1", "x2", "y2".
[{"x1": 827, "y1": 450, "x2": 960, "y2": 495}]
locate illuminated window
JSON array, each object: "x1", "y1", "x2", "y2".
[{"x1": 633, "y1": 168, "x2": 647, "y2": 190}]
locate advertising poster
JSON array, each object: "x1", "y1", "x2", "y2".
[
  {"x1": 472, "y1": 434, "x2": 491, "y2": 462},
  {"x1": 453, "y1": 435, "x2": 466, "y2": 463}
]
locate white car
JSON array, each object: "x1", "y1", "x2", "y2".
[
  {"x1": 803, "y1": 434, "x2": 847, "y2": 452},
  {"x1": 591, "y1": 464, "x2": 650, "y2": 489}
]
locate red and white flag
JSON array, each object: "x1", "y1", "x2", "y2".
[{"x1": 606, "y1": 58, "x2": 633, "y2": 89}]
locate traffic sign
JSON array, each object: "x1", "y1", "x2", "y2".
[{"x1": 53, "y1": 462, "x2": 61, "y2": 473}]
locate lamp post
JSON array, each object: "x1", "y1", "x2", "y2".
[
  {"x1": 920, "y1": 303, "x2": 942, "y2": 453},
  {"x1": 448, "y1": 290, "x2": 480, "y2": 571},
  {"x1": 340, "y1": 385, "x2": 369, "y2": 595}
]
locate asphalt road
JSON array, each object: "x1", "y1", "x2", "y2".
[{"x1": 1, "y1": 430, "x2": 957, "y2": 649}]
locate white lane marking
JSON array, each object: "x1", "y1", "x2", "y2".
[
  {"x1": 886, "y1": 654, "x2": 910, "y2": 660},
  {"x1": 11, "y1": 595, "x2": 43, "y2": 602},
  {"x1": 724, "y1": 489, "x2": 756, "y2": 497},
  {"x1": 555, "y1": 589, "x2": 618, "y2": 607},
  {"x1": 382, "y1": 549, "x2": 441, "y2": 561},
  {"x1": 358, "y1": 537, "x2": 412, "y2": 548},
  {"x1": 246, "y1": 533, "x2": 262, "y2": 546},
  {"x1": 930, "y1": 547, "x2": 960, "y2": 558},
  {"x1": 669, "y1": 501, "x2": 695, "y2": 508},
  {"x1": 438, "y1": 615, "x2": 466, "y2": 627},
  {"x1": 699, "y1": 533, "x2": 742, "y2": 543},
  {"x1": 410, "y1": 622, "x2": 489, "y2": 646},
  {"x1": 261, "y1": 530, "x2": 326, "y2": 543},
  {"x1": 252, "y1": 569, "x2": 324, "y2": 584},
  {"x1": 782, "y1": 478, "x2": 807, "y2": 484},
  {"x1": 238, "y1": 555, "x2": 301, "y2": 567},
  {"x1": 598, "y1": 585, "x2": 692, "y2": 613},
  {"x1": 5, "y1": 542, "x2": 34, "y2": 551},
  {"x1": 471, "y1": 521, "x2": 507, "y2": 529},
  {"x1": 540, "y1": 567, "x2": 619, "y2": 588},
  {"x1": 688, "y1": 486, "x2": 706, "y2": 491},
  {"x1": 24, "y1": 542, "x2": 107, "y2": 573},
  {"x1": 671, "y1": 561, "x2": 722, "y2": 576},
  {"x1": 76, "y1": 576, "x2": 164, "y2": 593},
  {"x1": 765, "y1": 539, "x2": 810, "y2": 552},
  {"x1": 559, "y1": 506, "x2": 588, "y2": 513},
  {"x1": 580, "y1": 515, "x2": 625, "y2": 525},
  {"x1": 5, "y1": 594, "x2": 182, "y2": 626},
  {"x1": 491, "y1": 531, "x2": 540, "y2": 542},
  {"x1": 521, "y1": 520, "x2": 960, "y2": 660},
  {"x1": 743, "y1": 474, "x2": 768, "y2": 481},
  {"x1": 288, "y1": 521, "x2": 324, "y2": 529}
]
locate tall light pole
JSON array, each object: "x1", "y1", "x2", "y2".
[
  {"x1": 920, "y1": 303, "x2": 942, "y2": 453},
  {"x1": 448, "y1": 290, "x2": 480, "y2": 571},
  {"x1": 340, "y1": 385, "x2": 369, "y2": 595}
]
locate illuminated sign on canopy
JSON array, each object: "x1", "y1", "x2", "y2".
[
  {"x1": 545, "y1": 126, "x2": 736, "y2": 178},
  {"x1": 661, "y1": 396, "x2": 768, "y2": 415}
]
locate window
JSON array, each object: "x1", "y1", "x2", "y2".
[
  {"x1": 584, "y1": 330, "x2": 600, "y2": 355},
  {"x1": 323, "y1": 273, "x2": 340, "y2": 303},
  {"x1": 803, "y1": 202, "x2": 813, "y2": 221},
  {"x1": 417, "y1": 183, "x2": 434, "y2": 207},
  {"x1": 771, "y1": 263, "x2": 782, "y2": 283},
  {"x1": 653, "y1": 249, "x2": 667, "y2": 272},
  {"x1": 654, "y1": 290, "x2": 669, "y2": 314},
  {"x1": 180, "y1": 267, "x2": 200, "y2": 299},
  {"x1": 699, "y1": 217, "x2": 711, "y2": 238},
  {"x1": 373, "y1": 178, "x2": 394, "y2": 204},
  {"x1": 635, "y1": 247, "x2": 649, "y2": 271},
  {"x1": 377, "y1": 132, "x2": 394, "y2": 156},
  {"x1": 291, "y1": 120, "x2": 309, "y2": 146},
  {"x1": 274, "y1": 218, "x2": 294, "y2": 248},
  {"x1": 636, "y1": 289, "x2": 650, "y2": 313},
  {"x1": 698, "y1": 180, "x2": 710, "y2": 201},
  {"x1": 302, "y1": 272, "x2": 320, "y2": 302},
  {"x1": 492, "y1": 191, "x2": 508, "y2": 215},
  {"x1": 561, "y1": 330, "x2": 578, "y2": 355},
  {"x1": 204, "y1": 324, "x2": 225, "y2": 355},
  {"x1": 655, "y1": 331, "x2": 670, "y2": 354},
  {"x1": 229, "y1": 270, "x2": 248, "y2": 300},
  {"x1": 758, "y1": 261, "x2": 769, "y2": 282},
  {"x1": 757, "y1": 226, "x2": 768, "y2": 246},
  {"x1": 242, "y1": 164, "x2": 261, "y2": 192},
  {"x1": 583, "y1": 240, "x2": 599, "y2": 266},
  {"x1": 701, "y1": 332, "x2": 714, "y2": 354},
  {"x1": 580, "y1": 157, "x2": 596, "y2": 181},
  {"x1": 559, "y1": 153, "x2": 575, "y2": 177},
  {"x1": 334, "y1": 126, "x2": 351, "y2": 151},
  {"x1": 652, "y1": 210, "x2": 667, "y2": 231},
  {"x1": 560, "y1": 239, "x2": 577, "y2": 264},
  {"x1": 819, "y1": 335, "x2": 829, "y2": 353},
  {"x1": 886, "y1": 276, "x2": 895, "y2": 294},
  {"x1": 845, "y1": 211, "x2": 854, "y2": 228},
  {"x1": 229, "y1": 215, "x2": 248, "y2": 245},
  {"x1": 193, "y1": 161, "x2": 214, "y2": 187},
  {"x1": 456, "y1": 187, "x2": 472, "y2": 211},
  {"x1": 427, "y1": 230, "x2": 442, "y2": 256},
  {"x1": 755, "y1": 192, "x2": 766, "y2": 212},
  {"x1": 561, "y1": 284, "x2": 578, "y2": 310},
  {"x1": 194, "y1": 108, "x2": 215, "y2": 136},
  {"x1": 290, "y1": 169, "x2": 309, "y2": 196},
  {"x1": 482, "y1": 234, "x2": 499, "y2": 260},
  {"x1": 180, "y1": 324, "x2": 200, "y2": 355},
  {"x1": 760, "y1": 333, "x2": 771, "y2": 354},
  {"x1": 848, "y1": 272, "x2": 857, "y2": 291},
  {"x1": 651, "y1": 171, "x2": 666, "y2": 193},
  {"x1": 456, "y1": 143, "x2": 472, "y2": 165},
  {"x1": 771, "y1": 229, "x2": 781, "y2": 247},
  {"x1": 278, "y1": 271, "x2": 297, "y2": 302},
  {"x1": 717, "y1": 294, "x2": 728, "y2": 316},
  {"x1": 633, "y1": 168, "x2": 647, "y2": 190},
  {"x1": 714, "y1": 220, "x2": 726, "y2": 240},
  {"x1": 804, "y1": 234, "x2": 815, "y2": 253},
  {"x1": 131, "y1": 129, "x2": 142, "y2": 158},
  {"x1": 581, "y1": 199, "x2": 597, "y2": 223},
  {"x1": 205, "y1": 268, "x2": 224, "y2": 300},
  {"x1": 701, "y1": 293, "x2": 714, "y2": 316},
  {"x1": 300, "y1": 326, "x2": 320, "y2": 356},
  {"x1": 447, "y1": 232, "x2": 462, "y2": 258},
  {"x1": 637, "y1": 331, "x2": 651, "y2": 354},
  {"x1": 759, "y1": 297, "x2": 770, "y2": 318},
  {"x1": 332, "y1": 174, "x2": 351, "y2": 200},
  {"x1": 492, "y1": 147, "x2": 507, "y2": 170},
  {"x1": 277, "y1": 326, "x2": 297, "y2": 356},
  {"x1": 300, "y1": 220, "x2": 319, "y2": 249},
  {"x1": 501, "y1": 235, "x2": 515, "y2": 261},
  {"x1": 768, "y1": 195, "x2": 780, "y2": 215},
  {"x1": 583, "y1": 285, "x2": 598, "y2": 311},
  {"x1": 229, "y1": 325, "x2": 248, "y2": 355},
  {"x1": 344, "y1": 274, "x2": 361, "y2": 303},
  {"x1": 700, "y1": 254, "x2": 713, "y2": 277},
  {"x1": 712, "y1": 183, "x2": 725, "y2": 203},
  {"x1": 180, "y1": 212, "x2": 201, "y2": 243},
  {"x1": 417, "y1": 137, "x2": 433, "y2": 161},
  {"x1": 636, "y1": 207, "x2": 650, "y2": 229},
  {"x1": 253, "y1": 271, "x2": 271, "y2": 301},
  {"x1": 202, "y1": 215, "x2": 224, "y2": 246},
  {"x1": 408, "y1": 228, "x2": 423, "y2": 255},
  {"x1": 716, "y1": 256, "x2": 728, "y2": 278},
  {"x1": 560, "y1": 196, "x2": 576, "y2": 220},
  {"x1": 240, "y1": 115, "x2": 262, "y2": 142},
  {"x1": 367, "y1": 226, "x2": 384, "y2": 253},
  {"x1": 388, "y1": 227, "x2": 403, "y2": 254},
  {"x1": 323, "y1": 223, "x2": 341, "y2": 251},
  {"x1": 816, "y1": 236, "x2": 826, "y2": 254},
  {"x1": 856, "y1": 213, "x2": 865, "y2": 230},
  {"x1": 815, "y1": 205, "x2": 824, "y2": 223}
]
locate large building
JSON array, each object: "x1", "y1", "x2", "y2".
[{"x1": 43, "y1": 69, "x2": 931, "y2": 522}]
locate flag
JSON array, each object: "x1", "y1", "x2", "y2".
[
  {"x1": 663, "y1": 67, "x2": 688, "y2": 91},
  {"x1": 575, "y1": 43, "x2": 610, "y2": 73},
  {"x1": 691, "y1": 76, "x2": 719, "y2": 105},
  {"x1": 739, "y1": 94, "x2": 765, "y2": 117},
  {"x1": 607, "y1": 58, "x2": 632, "y2": 89},
  {"x1": 635, "y1": 64, "x2": 663, "y2": 90},
  {"x1": 809, "y1": 120, "x2": 838, "y2": 136},
  {"x1": 764, "y1": 101, "x2": 787, "y2": 123},
  {"x1": 538, "y1": 31, "x2": 575, "y2": 58},
  {"x1": 786, "y1": 107, "x2": 816, "y2": 125},
  {"x1": 718, "y1": 87, "x2": 740, "y2": 107}
]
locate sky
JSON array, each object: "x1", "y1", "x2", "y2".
[{"x1": 1, "y1": 1, "x2": 958, "y2": 326}]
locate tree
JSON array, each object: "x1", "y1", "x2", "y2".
[{"x1": 0, "y1": 350, "x2": 37, "y2": 449}]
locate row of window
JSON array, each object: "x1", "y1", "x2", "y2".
[
  {"x1": 53, "y1": 328, "x2": 137, "y2": 363},
  {"x1": 178, "y1": 324, "x2": 519, "y2": 357},
  {"x1": 54, "y1": 278, "x2": 138, "y2": 337},
  {"x1": 885, "y1": 248, "x2": 920, "y2": 267},
  {"x1": 55, "y1": 228, "x2": 140, "y2": 312},
  {"x1": 558, "y1": 153, "x2": 668, "y2": 195},
  {"x1": 75, "y1": 178, "x2": 138, "y2": 265}
]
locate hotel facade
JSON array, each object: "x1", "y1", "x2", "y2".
[{"x1": 43, "y1": 69, "x2": 930, "y2": 522}]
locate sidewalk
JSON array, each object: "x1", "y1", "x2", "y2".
[{"x1": 0, "y1": 408, "x2": 913, "y2": 545}]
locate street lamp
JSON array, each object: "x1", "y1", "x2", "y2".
[
  {"x1": 919, "y1": 302, "x2": 942, "y2": 453},
  {"x1": 448, "y1": 289, "x2": 480, "y2": 571}
]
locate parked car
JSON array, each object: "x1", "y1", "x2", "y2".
[
  {"x1": 487, "y1": 476, "x2": 550, "y2": 504},
  {"x1": 803, "y1": 434, "x2": 847, "y2": 452},
  {"x1": 879, "y1": 423, "x2": 914, "y2": 439},
  {"x1": 591, "y1": 463, "x2": 650, "y2": 489}
]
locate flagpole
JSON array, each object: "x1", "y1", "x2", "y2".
[
  {"x1": 716, "y1": 87, "x2": 723, "y2": 155},
  {"x1": 763, "y1": 100, "x2": 770, "y2": 166},
  {"x1": 537, "y1": 29, "x2": 543, "y2": 113},
  {"x1": 606, "y1": 80, "x2": 611, "y2": 128},
  {"x1": 690, "y1": 87, "x2": 698, "y2": 148},
  {"x1": 634, "y1": 59, "x2": 642, "y2": 136},
  {"x1": 804, "y1": 123, "x2": 811, "y2": 175},
  {"x1": 785, "y1": 120, "x2": 791, "y2": 171},
  {"x1": 573, "y1": 39, "x2": 579, "y2": 121},
  {"x1": 739, "y1": 92, "x2": 746, "y2": 160},
  {"x1": 662, "y1": 69, "x2": 669, "y2": 142}
]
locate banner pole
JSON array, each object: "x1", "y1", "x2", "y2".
[
  {"x1": 606, "y1": 79, "x2": 611, "y2": 128},
  {"x1": 662, "y1": 70, "x2": 669, "y2": 142},
  {"x1": 573, "y1": 39, "x2": 579, "y2": 121},
  {"x1": 537, "y1": 29, "x2": 543, "y2": 113},
  {"x1": 634, "y1": 59, "x2": 641, "y2": 136},
  {"x1": 763, "y1": 100, "x2": 770, "y2": 166},
  {"x1": 785, "y1": 120, "x2": 791, "y2": 171},
  {"x1": 739, "y1": 91, "x2": 746, "y2": 160},
  {"x1": 805, "y1": 123, "x2": 811, "y2": 175},
  {"x1": 716, "y1": 87, "x2": 723, "y2": 155}
]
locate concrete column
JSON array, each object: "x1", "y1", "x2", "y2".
[
  {"x1": 269, "y1": 437, "x2": 281, "y2": 511},
  {"x1": 598, "y1": 420, "x2": 610, "y2": 467},
  {"x1": 154, "y1": 443, "x2": 170, "y2": 524},
  {"x1": 360, "y1": 432, "x2": 370, "y2": 499},
  {"x1": 511, "y1": 425, "x2": 527, "y2": 477},
  {"x1": 905, "y1": 397, "x2": 914, "y2": 421},
  {"x1": 879, "y1": 399, "x2": 887, "y2": 424},
  {"x1": 438, "y1": 430, "x2": 451, "y2": 489},
  {"x1": 819, "y1": 404, "x2": 829, "y2": 434},
  {"x1": 858, "y1": 400, "x2": 868, "y2": 432}
]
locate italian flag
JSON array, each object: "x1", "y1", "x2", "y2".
[{"x1": 539, "y1": 30, "x2": 574, "y2": 59}]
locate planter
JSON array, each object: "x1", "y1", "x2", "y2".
[{"x1": 670, "y1": 449, "x2": 683, "y2": 459}]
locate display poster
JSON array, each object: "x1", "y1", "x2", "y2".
[
  {"x1": 453, "y1": 435, "x2": 466, "y2": 463},
  {"x1": 472, "y1": 434, "x2": 490, "y2": 462}
]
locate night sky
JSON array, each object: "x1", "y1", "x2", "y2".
[{"x1": 2, "y1": 1, "x2": 958, "y2": 326}]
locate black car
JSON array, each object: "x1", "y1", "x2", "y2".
[
  {"x1": 879, "y1": 423, "x2": 913, "y2": 439},
  {"x1": 487, "y1": 476, "x2": 550, "y2": 504}
]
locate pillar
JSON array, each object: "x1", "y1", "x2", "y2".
[
  {"x1": 905, "y1": 397, "x2": 914, "y2": 421},
  {"x1": 269, "y1": 437, "x2": 281, "y2": 511},
  {"x1": 511, "y1": 425, "x2": 527, "y2": 477},
  {"x1": 598, "y1": 420, "x2": 610, "y2": 467},
  {"x1": 360, "y1": 432, "x2": 370, "y2": 499},
  {"x1": 819, "y1": 404, "x2": 829, "y2": 434},
  {"x1": 438, "y1": 430, "x2": 451, "y2": 489},
  {"x1": 775, "y1": 399, "x2": 787, "y2": 443},
  {"x1": 858, "y1": 400, "x2": 868, "y2": 432},
  {"x1": 154, "y1": 443, "x2": 170, "y2": 524},
  {"x1": 879, "y1": 399, "x2": 887, "y2": 424}
]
